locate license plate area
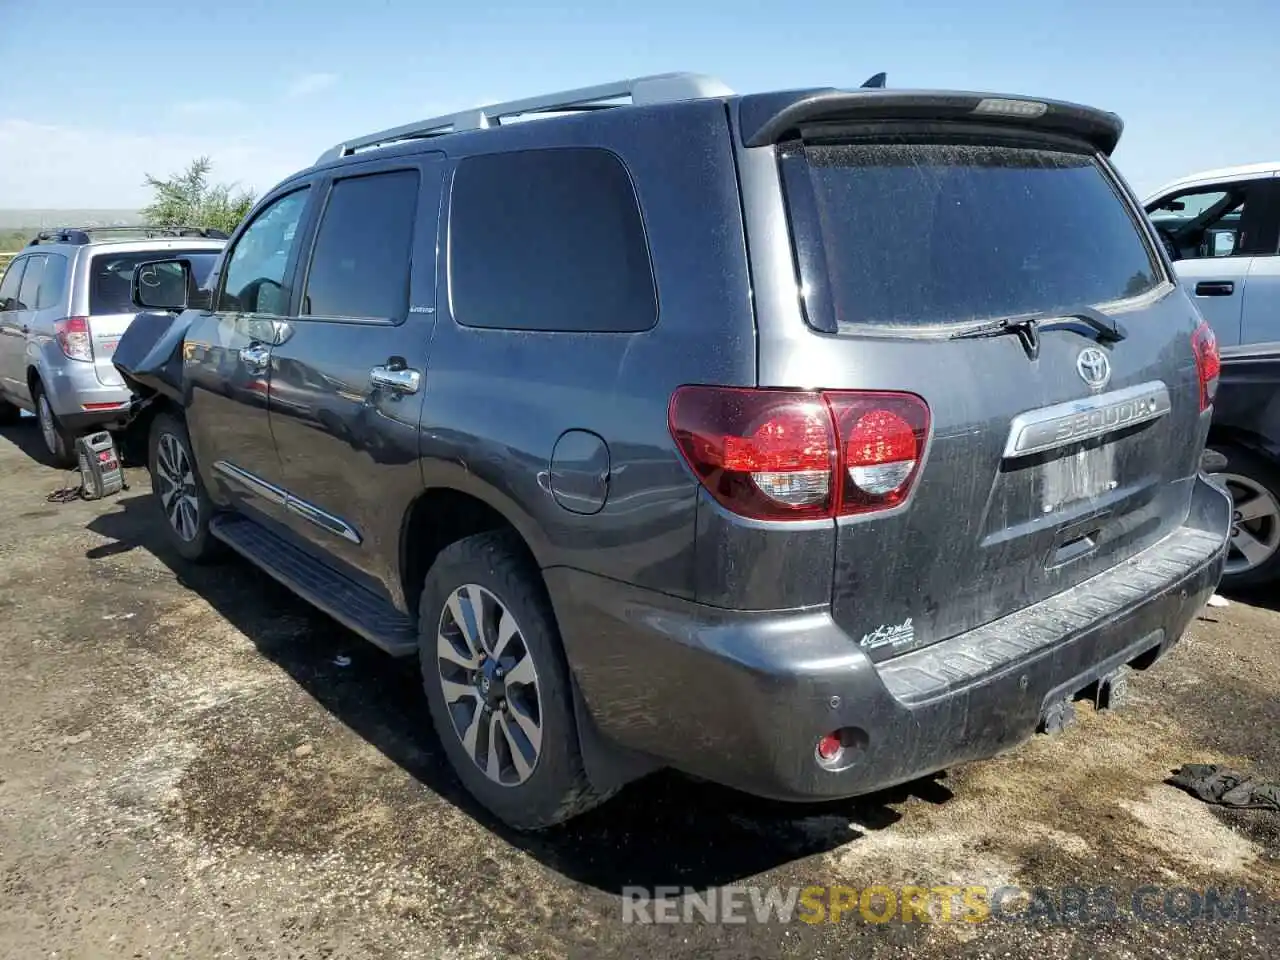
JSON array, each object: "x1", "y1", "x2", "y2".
[
  {"x1": 984, "y1": 432, "x2": 1151, "y2": 541},
  {"x1": 1037, "y1": 442, "x2": 1118, "y2": 515}
]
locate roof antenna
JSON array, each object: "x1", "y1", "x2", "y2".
[{"x1": 861, "y1": 72, "x2": 887, "y2": 89}]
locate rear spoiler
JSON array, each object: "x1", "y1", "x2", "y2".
[{"x1": 737, "y1": 89, "x2": 1124, "y2": 155}]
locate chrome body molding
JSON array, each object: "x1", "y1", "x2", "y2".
[
  {"x1": 1003, "y1": 381, "x2": 1171, "y2": 459},
  {"x1": 213, "y1": 460, "x2": 362, "y2": 544}
]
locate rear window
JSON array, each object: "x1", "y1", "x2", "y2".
[
  {"x1": 89, "y1": 249, "x2": 221, "y2": 315},
  {"x1": 780, "y1": 140, "x2": 1161, "y2": 332}
]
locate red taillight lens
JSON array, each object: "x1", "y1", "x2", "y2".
[
  {"x1": 827, "y1": 392, "x2": 930, "y2": 515},
  {"x1": 668, "y1": 387, "x2": 835, "y2": 520},
  {"x1": 668, "y1": 386, "x2": 930, "y2": 521},
  {"x1": 55, "y1": 316, "x2": 93, "y2": 362},
  {"x1": 1191, "y1": 321, "x2": 1220, "y2": 412}
]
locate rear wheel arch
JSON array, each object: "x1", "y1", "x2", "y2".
[
  {"x1": 1208, "y1": 424, "x2": 1280, "y2": 464},
  {"x1": 399, "y1": 487, "x2": 543, "y2": 624},
  {"x1": 399, "y1": 486, "x2": 654, "y2": 804}
]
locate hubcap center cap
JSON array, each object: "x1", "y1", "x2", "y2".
[{"x1": 476, "y1": 660, "x2": 505, "y2": 706}]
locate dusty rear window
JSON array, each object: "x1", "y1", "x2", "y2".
[
  {"x1": 90, "y1": 250, "x2": 221, "y2": 315},
  {"x1": 780, "y1": 140, "x2": 1160, "y2": 332}
]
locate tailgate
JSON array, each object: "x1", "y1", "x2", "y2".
[
  {"x1": 86, "y1": 247, "x2": 219, "y2": 387},
  {"x1": 768, "y1": 128, "x2": 1211, "y2": 660},
  {"x1": 87, "y1": 313, "x2": 132, "y2": 386}
]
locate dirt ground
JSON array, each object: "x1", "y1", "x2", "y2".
[{"x1": 1, "y1": 419, "x2": 1278, "y2": 960}]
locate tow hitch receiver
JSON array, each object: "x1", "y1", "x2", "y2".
[
  {"x1": 1039, "y1": 699, "x2": 1077, "y2": 735},
  {"x1": 1094, "y1": 665, "x2": 1132, "y2": 711},
  {"x1": 1039, "y1": 663, "x2": 1133, "y2": 735}
]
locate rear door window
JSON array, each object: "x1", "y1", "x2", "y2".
[
  {"x1": 780, "y1": 139, "x2": 1161, "y2": 332},
  {"x1": 0, "y1": 258, "x2": 24, "y2": 311},
  {"x1": 301, "y1": 169, "x2": 419, "y2": 321},
  {"x1": 448, "y1": 147, "x2": 657, "y2": 332}
]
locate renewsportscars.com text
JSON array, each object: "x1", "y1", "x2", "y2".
[{"x1": 621, "y1": 884, "x2": 1275, "y2": 926}]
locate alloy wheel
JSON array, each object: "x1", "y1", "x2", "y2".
[
  {"x1": 436, "y1": 584, "x2": 544, "y2": 786},
  {"x1": 1218, "y1": 472, "x2": 1280, "y2": 576},
  {"x1": 156, "y1": 432, "x2": 200, "y2": 542}
]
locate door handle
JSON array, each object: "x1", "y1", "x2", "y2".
[
  {"x1": 370, "y1": 365, "x2": 421, "y2": 394},
  {"x1": 1195, "y1": 281, "x2": 1235, "y2": 297},
  {"x1": 238, "y1": 342, "x2": 270, "y2": 370}
]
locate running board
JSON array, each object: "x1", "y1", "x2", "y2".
[{"x1": 209, "y1": 515, "x2": 419, "y2": 657}]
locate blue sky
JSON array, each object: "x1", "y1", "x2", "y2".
[{"x1": 2, "y1": 0, "x2": 1277, "y2": 208}]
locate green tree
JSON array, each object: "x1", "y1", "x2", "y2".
[{"x1": 141, "y1": 157, "x2": 256, "y2": 234}]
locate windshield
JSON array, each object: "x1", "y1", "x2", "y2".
[
  {"x1": 781, "y1": 139, "x2": 1161, "y2": 331},
  {"x1": 89, "y1": 249, "x2": 221, "y2": 315}
]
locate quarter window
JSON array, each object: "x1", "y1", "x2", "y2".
[
  {"x1": 302, "y1": 169, "x2": 419, "y2": 320},
  {"x1": 449, "y1": 148, "x2": 657, "y2": 332},
  {"x1": 37, "y1": 254, "x2": 68, "y2": 309},
  {"x1": 17, "y1": 255, "x2": 45, "y2": 311},
  {"x1": 219, "y1": 189, "x2": 310, "y2": 314}
]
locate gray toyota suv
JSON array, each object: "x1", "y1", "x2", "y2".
[
  {"x1": 122, "y1": 73, "x2": 1231, "y2": 830},
  {"x1": 0, "y1": 227, "x2": 225, "y2": 463}
]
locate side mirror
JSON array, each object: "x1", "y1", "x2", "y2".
[
  {"x1": 131, "y1": 257, "x2": 209, "y2": 312},
  {"x1": 1208, "y1": 229, "x2": 1237, "y2": 258}
]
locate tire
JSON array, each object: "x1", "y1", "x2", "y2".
[
  {"x1": 1211, "y1": 444, "x2": 1280, "y2": 589},
  {"x1": 418, "y1": 530, "x2": 612, "y2": 830},
  {"x1": 32, "y1": 382, "x2": 74, "y2": 467},
  {"x1": 148, "y1": 412, "x2": 222, "y2": 563}
]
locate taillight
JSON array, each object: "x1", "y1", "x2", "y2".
[
  {"x1": 668, "y1": 386, "x2": 930, "y2": 521},
  {"x1": 667, "y1": 387, "x2": 835, "y2": 520},
  {"x1": 55, "y1": 316, "x2": 93, "y2": 362},
  {"x1": 827, "y1": 393, "x2": 930, "y2": 515},
  {"x1": 1191, "y1": 321, "x2": 1220, "y2": 412}
]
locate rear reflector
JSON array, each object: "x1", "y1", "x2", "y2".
[
  {"x1": 668, "y1": 386, "x2": 930, "y2": 521},
  {"x1": 1191, "y1": 321, "x2": 1220, "y2": 411},
  {"x1": 55, "y1": 316, "x2": 93, "y2": 362},
  {"x1": 816, "y1": 733, "x2": 843, "y2": 763},
  {"x1": 82, "y1": 401, "x2": 128, "y2": 411}
]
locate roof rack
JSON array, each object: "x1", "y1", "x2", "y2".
[
  {"x1": 26, "y1": 225, "x2": 229, "y2": 247},
  {"x1": 315, "y1": 71, "x2": 734, "y2": 165}
]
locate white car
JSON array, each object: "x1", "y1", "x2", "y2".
[{"x1": 1144, "y1": 163, "x2": 1280, "y2": 348}]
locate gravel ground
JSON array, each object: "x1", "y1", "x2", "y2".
[{"x1": 0, "y1": 419, "x2": 1277, "y2": 959}]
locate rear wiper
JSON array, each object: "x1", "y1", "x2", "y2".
[{"x1": 949, "y1": 307, "x2": 1127, "y2": 360}]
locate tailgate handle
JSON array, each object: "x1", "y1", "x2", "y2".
[
  {"x1": 1195, "y1": 281, "x2": 1235, "y2": 297},
  {"x1": 1048, "y1": 531, "x2": 1099, "y2": 567},
  {"x1": 1046, "y1": 512, "x2": 1109, "y2": 568}
]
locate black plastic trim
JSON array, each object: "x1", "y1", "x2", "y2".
[
  {"x1": 739, "y1": 89, "x2": 1124, "y2": 155},
  {"x1": 210, "y1": 514, "x2": 417, "y2": 657}
]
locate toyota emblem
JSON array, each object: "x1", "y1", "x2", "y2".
[{"x1": 1076, "y1": 347, "x2": 1111, "y2": 391}]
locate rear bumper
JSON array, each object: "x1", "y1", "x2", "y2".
[
  {"x1": 550, "y1": 475, "x2": 1230, "y2": 801},
  {"x1": 37, "y1": 350, "x2": 132, "y2": 429}
]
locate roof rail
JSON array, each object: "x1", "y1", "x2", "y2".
[
  {"x1": 315, "y1": 71, "x2": 734, "y2": 165},
  {"x1": 26, "y1": 225, "x2": 229, "y2": 247}
]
